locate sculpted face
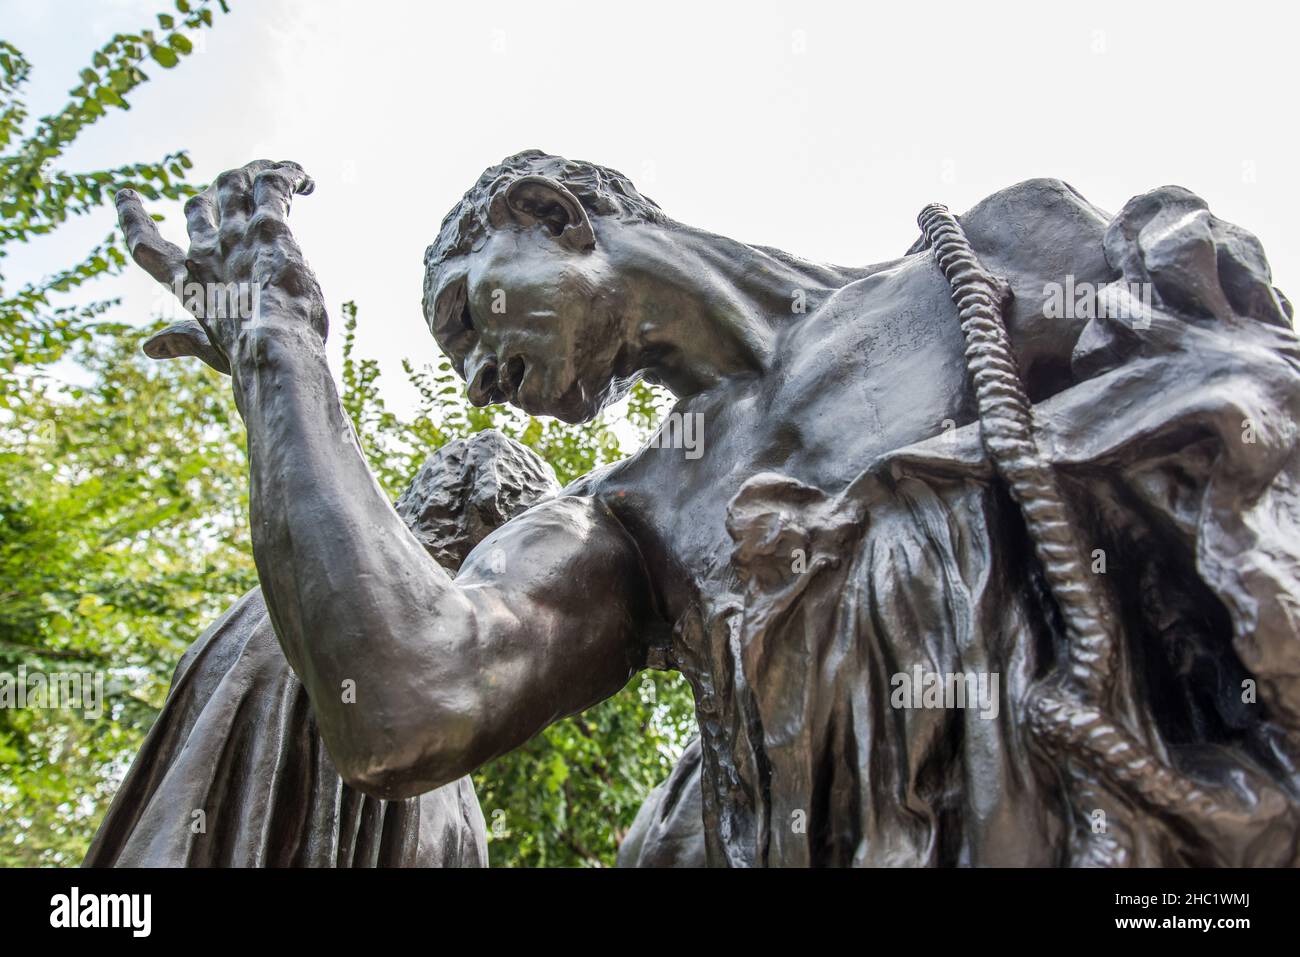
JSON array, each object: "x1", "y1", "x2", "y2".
[{"x1": 428, "y1": 177, "x2": 638, "y2": 423}]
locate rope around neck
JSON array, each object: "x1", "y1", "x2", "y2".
[
  {"x1": 916, "y1": 204, "x2": 1114, "y2": 698},
  {"x1": 916, "y1": 204, "x2": 1230, "y2": 864}
]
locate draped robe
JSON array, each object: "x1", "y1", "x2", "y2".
[{"x1": 623, "y1": 186, "x2": 1300, "y2": 867}]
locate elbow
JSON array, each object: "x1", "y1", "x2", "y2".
[
  {"x1": 333, "y1": 709, "x2": 485, "y2": 801},
  {"x1": 340, "y1": 763, "x2": 438, "y2": 802}
]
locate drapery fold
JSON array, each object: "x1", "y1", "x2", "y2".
[{"x1": 652, "y1": 186, "x2": 1300, "y2": 866}]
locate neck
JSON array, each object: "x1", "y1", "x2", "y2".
[{"x1": 615, "y1": 222, "x2": 874, "y2": 397}]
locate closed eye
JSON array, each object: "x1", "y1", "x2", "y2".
[{"x1": 431, "y1": 280, "x2": 479, "y2": 376}]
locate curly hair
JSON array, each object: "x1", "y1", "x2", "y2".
[{"x1": 422, "y1": 150, "x2": 666, "y2": 329}]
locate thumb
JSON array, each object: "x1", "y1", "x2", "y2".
[{"x1": 143, "y1": 319, "x2": 232, "y2": 375}]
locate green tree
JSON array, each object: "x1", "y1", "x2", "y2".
[
  {"x1": 0, "y1": 322, "x2": 253, "y2": 864},
  {"x1": 0, "y1": 1, "x2": 229, "y2": 394},
  {"x1": 0, "y1": 0, "x2": 236, "y2": 865}
]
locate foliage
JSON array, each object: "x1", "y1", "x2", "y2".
[
  {"x1": 0, "y1": 1, "x2": 229, "y2": 392},
  {"x1": 0, "y1": 323, "x2": 253, "y2": 865},
  {"x1": 474, "y1": 675, "x2": 697, "y2": 867},
  {"x1": 0, "y1": 1, "x2": 235, "y2": 865}
]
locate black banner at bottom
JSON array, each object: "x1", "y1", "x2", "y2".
[{"x1": 2, "y1": 866, "x2": 1284, "y2": 943}]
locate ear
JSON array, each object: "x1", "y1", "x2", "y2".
[{"x1": 487, "y1": 175, "x2": 595, "y2": 252}]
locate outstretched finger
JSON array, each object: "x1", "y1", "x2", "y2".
[
  {"x1": 115, "y1": 188, "x2": 186, "y2": 288},
  {"x1": 252, "y1": 161, "x2": 315, "y2": 219},
  {"x1": 184, "y1": 187, "x2": 220, "y2": 250}
]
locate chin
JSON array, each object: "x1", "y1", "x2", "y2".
[
  {"x1": 515, "y1": 375, "x2": 611, "y2": 424},
  {"x1": 534, "y1": 393, "x2": 601, "y2": 424}
]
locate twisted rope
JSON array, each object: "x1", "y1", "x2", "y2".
[
  {"x1": 915, "y1": 204, "x2": 1245, "y2": 863},
  {"x1": 916, "y1": 204, "x2": 1115, "y2": 699}
]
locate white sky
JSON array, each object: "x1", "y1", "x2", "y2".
[{"x1": 4, "y1": 0, "x2": 1298, "y2": 419}]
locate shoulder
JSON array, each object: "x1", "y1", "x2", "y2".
[
  {"x1": 940, "y1": 178, "x2": 1112, "y2": 275},
  {"x1": 965, "y1": 177, "x2": 1111, "y2": 230},
  {"x1": 456, "y1": 490, "x2": 649, "y2": 597},
  {"x1": 914, "y1": 179, "x2": 1117, "y2": 391}
]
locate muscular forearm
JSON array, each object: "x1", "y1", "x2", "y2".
[{"x1": 231, "y1": 320, "x2": 480, "y2": 787}]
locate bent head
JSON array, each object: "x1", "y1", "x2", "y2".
[{"x1": 424, "y1": 150, "x2": 666, "y2": 423}]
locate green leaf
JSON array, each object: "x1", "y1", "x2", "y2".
[
  {"x1": 149, "y1": 45, "x2": 179, "y2": 69},
  {"x1": 95, "y1": 86, "x2": 125, "y2": 108}
]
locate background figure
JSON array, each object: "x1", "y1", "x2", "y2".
[{"x1": 617, "y1": 738, "x2": 705, "y2": 867}]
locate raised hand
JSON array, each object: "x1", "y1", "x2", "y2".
[{"x1": 115, "y1": 159, "x2": 324, "y2": 375}]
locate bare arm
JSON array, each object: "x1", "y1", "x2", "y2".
[{"x1": 117, "y1": 163, "x2": 654, "y2": 798}]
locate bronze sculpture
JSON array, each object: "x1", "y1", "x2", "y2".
[{"x1": 102, "y1": 150, "x2": 1300, "y2": 866}]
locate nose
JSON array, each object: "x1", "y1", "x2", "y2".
[
  {"x1": 466, "y1": 352, "x2": 502, "y2": 406},
  {"x1": 499, "y1": 354, "x2": 527, "y2": 399}
]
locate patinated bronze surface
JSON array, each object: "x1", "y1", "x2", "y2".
[{"x1": 102, "y1": 151, "x2": 1300, "y2": 866}]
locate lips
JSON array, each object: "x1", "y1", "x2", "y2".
[
  {"x1": 546, "y1": 375, "x2": 598, "y2": 423},
  {"x1": 495, "y1": 356, "x2": 598, "y2": 423}
]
